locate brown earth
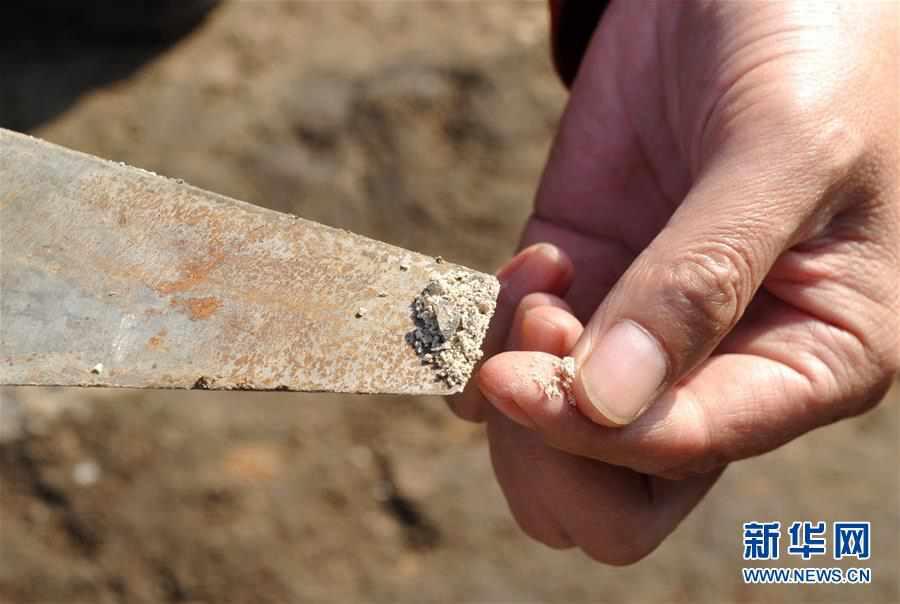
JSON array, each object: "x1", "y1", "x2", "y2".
[{"x1": 1, "y1": 2, "x2": 897, "y2": 603}]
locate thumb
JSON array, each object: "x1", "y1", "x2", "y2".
[{"x1": 571, "y1": 152, "x2": 818, "y2": 426}]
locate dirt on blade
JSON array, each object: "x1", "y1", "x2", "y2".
[{"x1": 408, "y1": 270, "x2": 499, "y2": 391}]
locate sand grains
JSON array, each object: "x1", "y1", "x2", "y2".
[{"x1": 409, "y1": 270, "x2": 499, "y2": 390}]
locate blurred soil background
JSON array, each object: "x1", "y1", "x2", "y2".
[{"x1": 0, "y1": 2, "x2": 897, "y2": 603}]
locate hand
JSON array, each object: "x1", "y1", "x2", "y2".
[{"x1": 450, "y1": 0, "x2": 899, "y2": 563}]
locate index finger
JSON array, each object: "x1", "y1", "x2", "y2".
[{"x1": 447, "y1": 243, "x2": 573, "y2": 421}]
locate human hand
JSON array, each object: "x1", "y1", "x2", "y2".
[{"x1": 451, "y1": 0, "x2": 899, "y2": 563}]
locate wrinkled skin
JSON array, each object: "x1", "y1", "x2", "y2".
[{"x1": 450, "y1": 0, "x2": 899, "y2": 563}]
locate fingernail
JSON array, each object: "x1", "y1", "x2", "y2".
[
  {"x1": 496, "y1": 244, "x2": 559, "y2": 300},
  {"x1": 579, "y1": 321, "x2": 667, "y2": 425}
]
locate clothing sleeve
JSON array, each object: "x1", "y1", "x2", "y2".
[{"x1": 548, "y1": 0, "x2": 611, "y2": 87}]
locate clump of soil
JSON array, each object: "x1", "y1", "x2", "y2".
[
  {"x1": 535, "y1": 356, "x2": 577, "y2": 406},
  {"x1": 408, "y1": 270, "x2": 499, "y2": 390}
]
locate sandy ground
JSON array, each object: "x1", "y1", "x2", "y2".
[{"x1": 1, "y1": 2, "x2": 897, "y2": 603}]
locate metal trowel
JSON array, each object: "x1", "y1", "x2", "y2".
[{"x1": 0, "y1": 128, "x2": 499, "y2": 395}]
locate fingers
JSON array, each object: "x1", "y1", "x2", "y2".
[
  {"x1": 519, "y1": 216, "x2": 636, "y2": 325},
  {"x1": 481, "y1": 352, "x2": 578, "y2": 430},
  {"x1": 484, "y1": 408, "x2": 574, "y2": 550},
  {"x1": 482, "y1": 344, "x2": 871, "y2": 478},
  {"x1": 485, "y1": 295, "x2": 583, "y2": 429},
  {"x1": 535, "y1": 0, "x2": 871, "y2": 428},
  {"x1": 479, "y1": 273, "x2": 721, "y2": 561},
  {"x1": 567, "y1": 148, "x2": 828, "y2": 426},
  {"x1": 486, "y1": 402, "x2": 721, "y2": 563},
  {"x1": 477, "y1": 351, "x2": 719, "y2": 474},
  {"x1": 447, "y1": 243, "x2": 573, "y2": 421},
  {"x1": 507, "y1": 293, "x2": 581, "y2": 352},
  {"x1": 480, "y1": 287, "x2": 895, "y2": 477},
  {"x1": 527, "y1": 454, "x2": 719, "y2": 564}
]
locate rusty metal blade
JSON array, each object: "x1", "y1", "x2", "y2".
[{"x1": 0, "y1": 128, "x2": 498, "y2": 395}]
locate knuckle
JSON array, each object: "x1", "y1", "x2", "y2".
[
  {"x1": 522, "y1": 305, "x2": 567, "y2": 335},
  {"x1": 642, "y1": 394, "x2": 720, "y2": 477},
  {"x1": 763, "y1": 84, "x2": 866, "y2": 177},
  {"x1": 663, "y1": 244, "x2": 752, "y2": 340},
  {"x1": 802, "y1": 117, "x2": 883, "y2": 219},
  {"x1": 511, "y1": 510, "x2": 572, "y2": 550},
  {"x1": 777, "y1": 110, "x2": 877, "y2": 215},
  {"x1": 851, "y1": 374, "x2": 895, "y2": 417},
  {"x1": 537, "y1": 531, "x2": 573, "y2": 551},
  {"x1": 811, "y1": 119, "x2": 867, "y2": 191},
  {"x1": 824, "y1": 312, "x2": 900, "y2": 419},
  {"x1": 519, "y1": 292, "x2": 559, "y2": 312},
  {"x1": 580, "y1": 527, "x2": 657, "y2": 566},
  {"x1": 791, "y1": 111, "x2": 867, "y2": 190},
  {"x1": 659, "y1": 410, "x2": 716, "y2": 476}
]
